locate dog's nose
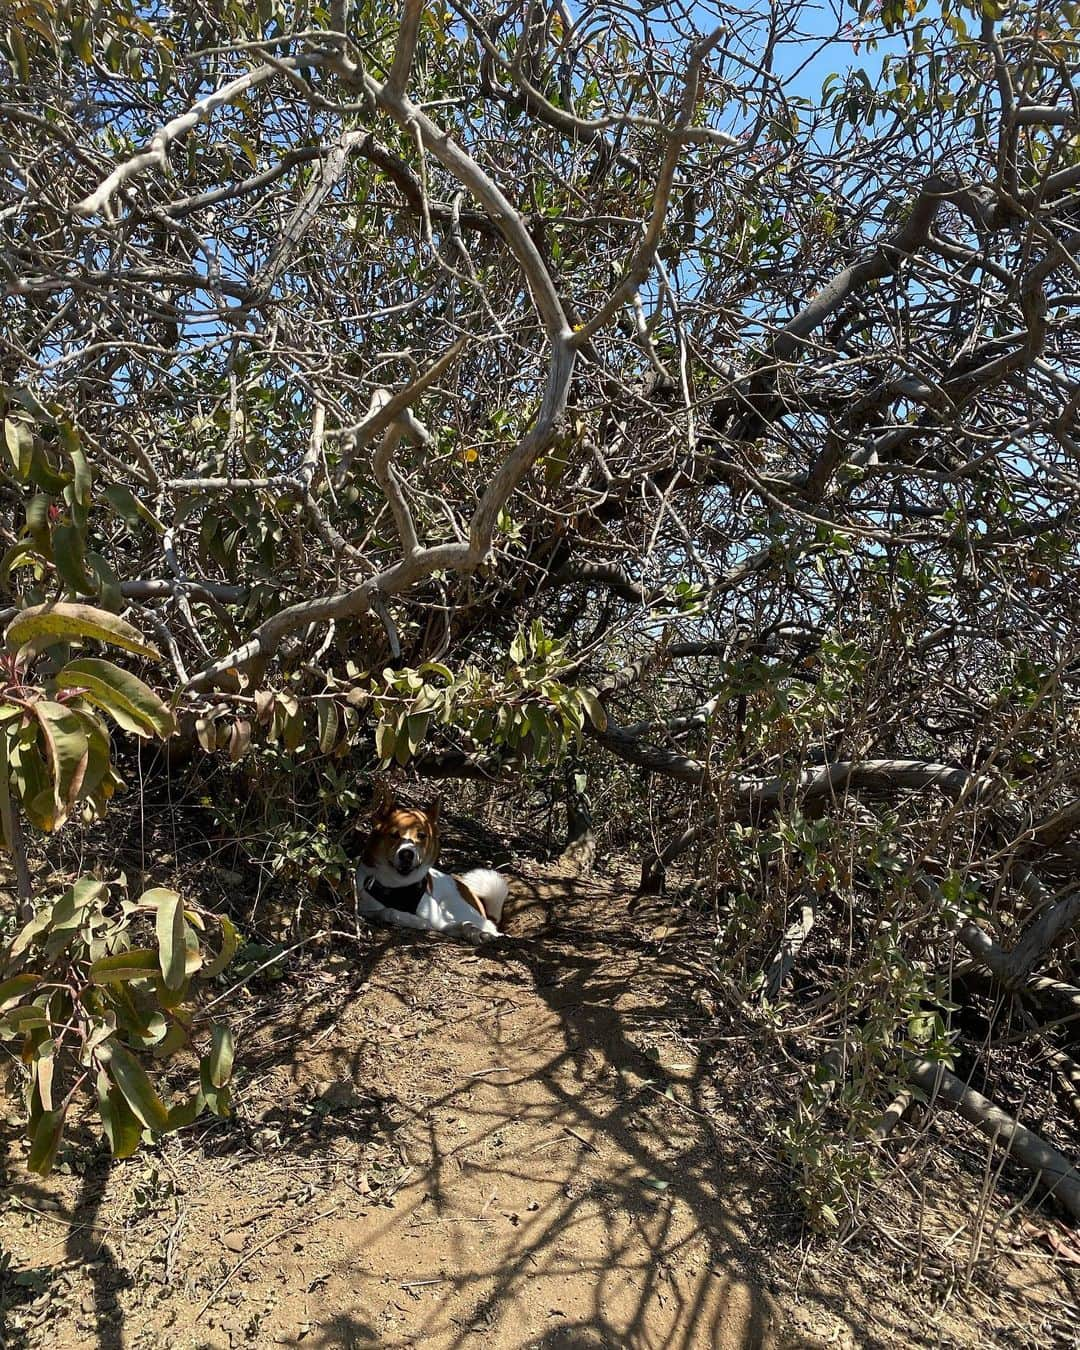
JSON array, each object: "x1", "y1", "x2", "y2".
[{"x1": 395, "y1": 844, "x2": 418, "y2": 871}]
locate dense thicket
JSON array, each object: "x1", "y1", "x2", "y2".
[{"x1": 2, "y1": 1, "x2": 1078, "y2": 1225}]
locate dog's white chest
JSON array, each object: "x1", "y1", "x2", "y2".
[{"x1": 356, "y1": 865, "x2": 500, "y2": 938}]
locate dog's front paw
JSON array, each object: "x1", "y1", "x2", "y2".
[{"x1": 445, "y1": 922, "x2": 499, "y2": 947}]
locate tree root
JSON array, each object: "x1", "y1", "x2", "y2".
[
  {"x1": 1007, "y1": 888, "x2": 1080, "y2": 986},
  {"x1": 1025, "y1": 976, "x2": 1080, "y2": 1012}
]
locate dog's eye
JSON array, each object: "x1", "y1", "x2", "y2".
[{"x1": 416, "y1": 832, "x2": 428, "y2": 844}]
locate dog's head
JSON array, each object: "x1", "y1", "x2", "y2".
[{"x1": 362, "y1": 783, "x2": 440, "y2": 878}]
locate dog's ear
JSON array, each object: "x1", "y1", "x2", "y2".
[
  {"x1": 371, "y1": 778, "x2": 393, "y2": 817},
  {"x1": 425, "y1": 796, "x2": 441, "y2": 823}
]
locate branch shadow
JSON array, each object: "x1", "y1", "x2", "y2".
[
  {"x1": 214, "y1": 871, "x2": 790, "y2": 1349},
  {"x1": 0, "y1": 1144, "x2": 128, "y2": 1350},
  {"x1": 283, "y1": 873, "x2": 1073, "y2": 1349},
  {"x1": 6, "y1": 859, "x2": 1070, "y2": 1349},
  {"x1": 63, "y1": 1157, "x2": 129, "y2": 1350}
]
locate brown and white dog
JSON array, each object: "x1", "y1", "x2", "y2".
[{"x1": 355, "y1": 786, "x2": 508, "y2": 942}]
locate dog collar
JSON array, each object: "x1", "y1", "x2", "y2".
[{"x1": 362, "y1": 872, "x2": 431, "y2": 916}]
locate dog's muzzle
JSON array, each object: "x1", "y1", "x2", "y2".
[{"x1": 394, "y1": 846, "x2": 418, "y2": 874}]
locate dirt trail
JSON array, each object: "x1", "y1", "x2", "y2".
[
  {"x1": 0, "y1": 873, "x2": 789, "y2": 1349},
  {"x1": 258, "y1": 876, "x2": 777, "y2": 1350},
  {"x1": 1, "y1": 872, "x2": 1073, "y2": 1348}
]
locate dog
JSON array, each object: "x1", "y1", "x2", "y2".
[{"x1": 355, "y1": 786, "x2": 508, "y2": 943}]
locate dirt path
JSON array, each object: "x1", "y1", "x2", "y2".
[
  {"x1": 251, "y1": 883, "x2": 777, "y2": 1350},
  {"x1": 1, "y1": 872, "x2": 1074, "y2": 1348}
]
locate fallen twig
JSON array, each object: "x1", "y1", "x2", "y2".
[
  {"x1": 1044, "y1": 1045, "x2": 1080, "y2": 1124},
  {"x1": 195, "y1": 1204, "x2": 339, "y2": 1321},
  {"x1": 1026, "y1": 976, "x2": 1080, "y2": 1011},
  {"x1": 563, "y1": 1125, "x2": 599, "y2": 1153}
]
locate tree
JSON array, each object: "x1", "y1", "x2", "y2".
[{"x1": 2, "y1": 0, "x2": 1078, "y2": 1222}]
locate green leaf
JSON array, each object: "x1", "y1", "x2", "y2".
[
  {"x1": 89, "y1": 948, "x2": 161, "y2": 984},
  {"x1": 55, "y1": 657, "x2": 175, "y2": 739},
  {"x1": 78, "y1": 709, "x2": 113, "y2": 796},
  {"x1": 0, "y1": 973, "x2": 40, "y2": 1008},
  {"x1": 8, "y1": 24, "x2": 29, "y2": 81},
  {"x1": 405, "y1": 711, "x2": 430, "y2": 755},
  {"x1": 153, "y1": 1022, "x2": 189, "y2": 1061},
  {"x1": 96, "y1": 1070, "x2": 143, "y2": 1158},
  {"x1": 128, "y1": 1011, "x2": 168, "y2": 1049},
  {"x1": 30, "y1": 700, "x2": 89, "y2": 829},
  {"x1": 41, "y1": 878, "x2": 106, "y2": 963},
  {"x1": 1, "y1": 735, "x2": 22, "y2": 878},
  {"x1": 0, "y1": 1005, "x2": 48, "y2": 1036},
  {"x1": 281, "y1": 705, "x2": 304, "y2": 752},
  {"x1": 577, "y1": 688, "x2": 608, "y2": 732},
  {"x1": 165, "y1": 1091, "x2": 202, "y2": 1130},
  {"x1": 103, "y1": 1042, "x2": 170, "y2": 1131},
  {"x1": 208, "y1": 1022, "x2": 235, "y2": 1088},
  {"x1": 202, "y1": 914, "x2": 239, "y2": 979},
  {"x1": 12, "y1": 744, "x2": 53, "y2": 832},
  {"x1": 27, "y1": 1107, "x2": 66, "y2": 1177},
  {"x1": 234, "y1": 131, "x2": 258, "y2": 169},
  {"x1": 4, "y1": 418, "x2": 34, "y2": 478},
  {"x1": 7, "y1": 906, "x2": 53, "y2": 963},
  {"x1": 317, "y1": 700, "x2": 339, "y2": 754},
  {"x1": 151, "y1": 888, "x2": 187, "y2": 991},
  {"x1": 52, "y1": 524, "x2": 98, "y2": 597},
  {"x1": 80, "y1": 1012, "x2": 117, "y2": 1066},
  {"x1": 153, "y1": 974, "x2": 190, "y2": 1009},
  {"x1": 25, "y1": 494, "x2": 52, "y2": 556},
  {"x1": 86, "y1": 551, "x2": 123, "y2": 611},
  {"x1": 102, "y1": 484, "x2": 154, "y2": 533},
  {"x1": 60, "y1": 423, "x2": 92, "y2": 508},
  {"x1": 375, "y1": 721, "x2": 396, "y2": 760},
  {"x1": 1, "y1": 386, "x2": 49, "y2": 419},
  {"x1": 199, "y1": 1057, "x2": 232, "y2": 1118},
  {"x1": 0, "y1": 539, "x2": 45, "y2": 594},
  {"x1": 183, "y1": 919, "x2": 203, "y2": 978},
  {"x1": 5, "y1": 602, "x2": 162, "y2": 661},
  {"x1": 28, "y1": 445, "x2": 70, "y2": 495}
]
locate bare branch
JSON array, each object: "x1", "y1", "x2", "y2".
[
  {"x1": 570, "y1": 29, "x2": 726, "y2": 348},
  {"x1": 74, "y1": 58, "x2": 327, "y2": 219},
  {"x1": 386, "y1": 0, "x2": 425, "y2": 99},
  {"x1": 905, "y1": 1058, "x2": 1080, "y2": 1223}
]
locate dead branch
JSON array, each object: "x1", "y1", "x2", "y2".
[{"x1": 905, "y1": 1058, "x2": 1080, "y2": 1223}]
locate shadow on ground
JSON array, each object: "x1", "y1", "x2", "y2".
[
  {"x1": 160, "y1": 872, "x2": 840, "y2": 1348},
  {"x1": 2, "y1": 866, "x2": 1074, "y2": 1349}
]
